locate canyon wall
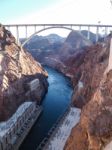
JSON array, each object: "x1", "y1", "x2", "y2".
[
  {"x1": 64, "y1": 35, "x2": 112, "y2": 150},
  {"x1": 0, "y1": 24, "x2": 48, "y2": 121}
]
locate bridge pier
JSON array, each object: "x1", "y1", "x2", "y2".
[
  {"x1": 79, "y1": 25, "x2": 81, "y2": 32},
  {"x1": 96, "y1": 26, "x2": 99, "y2": 42},
  {"x1": 16, "y1": 26, "x2": 19, "y2": 45},
  {"x1": 43, "y1": 25, "x2": 45, "y2": 30},
  {"x1": 105, "y1": 27, "x2": 108, "y2": 37},
  {"x1": 34, "y1": 25, "x2": 36, "y2": 33},
  {"x1": 7, "y1": 26, "x2": 10, "y2": 31},
  {"x1": 25, "y1": 25, "x2": 28, "y2": 39},
  {"x1": 87, "y1": 26, "x2": 90, "y2": 40}
]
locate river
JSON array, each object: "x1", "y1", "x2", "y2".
[{"x1": 19, "y1": 66, "x2": 73, "y2": 150}]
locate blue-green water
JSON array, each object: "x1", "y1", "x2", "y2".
[{"x1": 19, "y1": 67, "x2": 73, "y2": 150}]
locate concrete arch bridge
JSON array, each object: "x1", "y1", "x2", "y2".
[{"x1": 4, "y1": 24, "x2": 112, "y2": 47}]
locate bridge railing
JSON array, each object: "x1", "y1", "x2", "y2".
[{"x1": 4, "y1": 24, "x2": 112, "y2": 45}]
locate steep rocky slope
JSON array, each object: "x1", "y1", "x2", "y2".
[
  {"x1": 36, "y1": 30, "x2": 93, "y2": 70},
  {"x1": 63, "y1": 40, "x2": 109, "y2": 108},
  {"x1": 81, "y1": 30, "x2": 100, "y2": 43},
  {"x1": 64, "y1": 36, "x2": 112, "y2": 150},
  {"x1": 58, "y1": 30, "x2": 92, "y2": 60},
  {"x1": 64, "y1": 30, "x2": 92, "y2": 49},
  {"x1": 0, "y1": 24, "x2": 48, "y2": 121},
  {"x1": 21, "y1": 34, "x2": 64, "y2": 62},
  {"x1": 23, "y1": 30, "x2": 92, "y2": 68}
]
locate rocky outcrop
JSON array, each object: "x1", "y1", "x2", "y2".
[
  {"x1": 81, "y1": 30, "x2": 101, "y2": 43},
  {"x1": 24, "y1": 30, "x2": 92, "y2": 70},
  {"x1": 22, "y1": 34, "x2": 64, "y2": 62},
  {"x1": 58, "y1": 30, "x2": 92, "y2": 60},
  {"x1": 63, "y1": 36, "x2": 109, "y2": 108},
  {"x1": 0, "y1": 24, "x2": 48, "y2": 121},
  {"x1": 64, "y1": 36, "x2": 112, "y2": 150},
  {"x1": 65, "y1": 30, "x2": 92, "y2": 48}
]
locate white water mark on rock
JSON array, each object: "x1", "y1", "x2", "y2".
[
  {"x1": 78, "y1": 81, "x2": 84, "y2": 90},
  {"x1": 0, "y1": 54, "x2": 4, "y2": 72},
  {"x1": 103, "y1": 141, "x2": 112, "y2": 150},
  {"x1": 29, "y1": 79, "x2": 40, "y2": 91},
  {"x1": 0, "y1": 66, "x2": 2, "y2": 72},
  {"x1": 105, "y1": 38, "x2": 112, "y2": 74}
]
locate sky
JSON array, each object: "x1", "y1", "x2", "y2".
[{"x1": 0, "y1": 0, "x2": 112, "y2": 37}]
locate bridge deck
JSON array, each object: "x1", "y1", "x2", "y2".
[
  {"x1": 4, "y1": 23, "x2": 112, "y2": 27},
  {"x1": 4, "y1": 23, "x2": 112, "y2": 45}
]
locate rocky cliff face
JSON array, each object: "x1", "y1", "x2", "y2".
[
  {"x1": 58, "y1": 30, "x2": 92, "y2": 61},
  {"x1": 21, "y1": 28, "x2": 112, "y2": 149},
  {"x1": 35, "y1": 31, "x2": 92, "y2": 74},
  {"x1": 24, "y1": 30, "x2": 92, "y2": 70},
  {"x1": 65, "y1": 30, "x2": 92, "y2": 48},
  {"x1": 64, "y1": 36, "x2": 112, "y2": 150},
  {"x1": 22, "y1": 34, "x2": 64, "y2": 63},
  {"x1": 63, "y1": 40, "x2": 109, "y2": 108},
  {"x1": 0, "y1": 24, "x2": 48, "y2": 121}
]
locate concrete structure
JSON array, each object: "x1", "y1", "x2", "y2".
[
  {"x1": 4, "y1": 24, "x2": 112, "y2": 46},
  {"x1": 36, "y1": 107, "x2": 81, "y2": 150},
  {"x1": 0, "y1": 102, "x2": 42, "y2": 150},
  {"x1": 29, "y1": 79, "x2": 40, "y2": 91}
]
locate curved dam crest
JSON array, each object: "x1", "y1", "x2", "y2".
[{"x1": 19, "y1": 66, "x2": 73, "y2": 150}]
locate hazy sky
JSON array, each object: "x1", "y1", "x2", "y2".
[
  {"x1": 0, "y1": 0, "x2": 61, "y2": 24},
  {"x1": 0, "y1": 0, "x2": 112, "y2": 37},
  {"x1": 0, "y1": 0, "x2": 112, "y2": 25}
]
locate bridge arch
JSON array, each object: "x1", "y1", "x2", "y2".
[{"x1": 21, "y1": 26, "x2": 74, "y2": 47}]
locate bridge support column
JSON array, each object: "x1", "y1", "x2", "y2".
[
  {"x1": 7, "y1": 26, "x2": 10, "y2": 31},
  {"x1": 25, "y1": 25, "x2": 28, "y2": 39},
  {"x1": 34, "y1": 25, "x2": 36, "y2": 33},
  {"x1": 79, "y1": 26, "x2": 81, "y2": 32},
  {"x1": 43, "y1": 25, "x2": 45, "y2": 30},
  {"x1": 96, "y1": 26, "x2": 99, "y2": 42},
  {"x1": 16, "y1": 26, "x2": 19, "y2": 45},
  {"x1": 87, "y1": 26, "x2": 90, "y2": 40},
  {"x1": 105, "y1": 27, "x2": 108, "y2": 37}
]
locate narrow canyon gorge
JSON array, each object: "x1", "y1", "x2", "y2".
[
  {"x1": 0, "y1": 24, "x2": 112, "y2": 150},
  {"x1": 27, "y1": 30, "x2": 112, "y2": 150}
]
